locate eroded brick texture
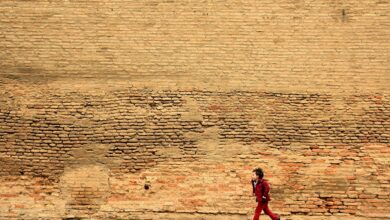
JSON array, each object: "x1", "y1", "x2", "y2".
[
  {"x1": 0, "y1": 0, "x2": 389, "y2": 219},
  {"x1": 0, "y1": 85, "x2": 389, "y2": 219}
]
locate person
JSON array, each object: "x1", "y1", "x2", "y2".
[{"x1": 251, "y1": 168, "x2": 280, "y2": 220}]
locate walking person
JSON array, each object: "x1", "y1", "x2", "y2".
[{"x1": 251, "y1": 168, "x2": 280, "y2": 220}]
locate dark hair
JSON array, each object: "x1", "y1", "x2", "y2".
[{"x1": 253, "y1": 168, "x2": 264, "y2": 179}]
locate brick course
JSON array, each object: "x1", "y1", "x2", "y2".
[{"x1": 0, "y1": 0, "x2": 389, "y2": 219}]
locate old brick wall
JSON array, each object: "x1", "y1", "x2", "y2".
[{"x1": 0, "y1": 0, "x2": 389, "y2": 219}]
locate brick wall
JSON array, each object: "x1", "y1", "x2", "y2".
[{"x1": 0, "y1": 0, "x2": 389, "y2": 219}]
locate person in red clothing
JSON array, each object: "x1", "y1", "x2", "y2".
[{"x1": 251, "y1": 168, "x2": 280, "y2": 220}]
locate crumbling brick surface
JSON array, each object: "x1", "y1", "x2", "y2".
[{"x1": 0, "y1": 0, "x2": 389, "y2": 219}]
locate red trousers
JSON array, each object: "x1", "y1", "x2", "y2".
[{"x1": 253, "y1": 201, "x2": 278, "y2": 220}]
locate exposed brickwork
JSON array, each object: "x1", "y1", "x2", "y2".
[
  {"x1": 0, "y1": 0, "x2": 389, "y2": 219},
  {"x1": 0, "y1": 83, "x2": 389, "y2": 219}
]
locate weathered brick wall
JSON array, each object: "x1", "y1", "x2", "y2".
[{"x1": 0, "y1": 0, "x2": 389, "y2": 219}]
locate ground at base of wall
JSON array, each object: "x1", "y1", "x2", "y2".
[
  {"x1": 52, "y1": 214, "x2": 386, "y2": 220},
  {"x1": 1, "y1": 212, "x2": 387, "y2": 220}
]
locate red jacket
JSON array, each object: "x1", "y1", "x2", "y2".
[{"x1": 251, "y1": 178, "x2": 271, "y2": 202}]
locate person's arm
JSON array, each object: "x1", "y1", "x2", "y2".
[
  {"x1": 262, "y1": 181, "x2": 270, "y2": 202},
  {"x1": 255, "y1": 184, "x2": 262, "y2": 202}
]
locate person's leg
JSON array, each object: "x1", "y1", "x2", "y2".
[
  {"x1": 262, "y1": 202, "x2": 279, "y2": 220},
  {"x1": 253, "y1": 202, "x2": 265, "y2": 220}
]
